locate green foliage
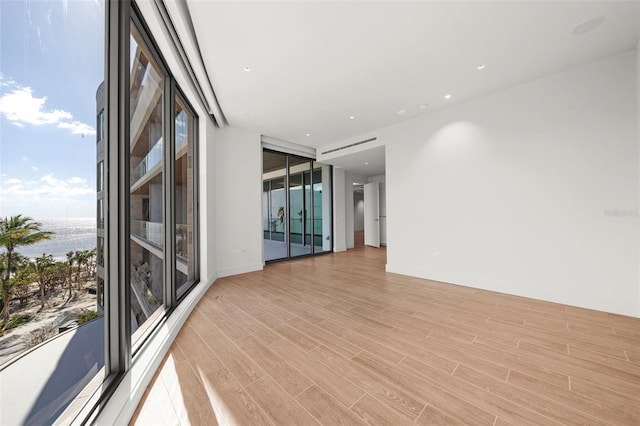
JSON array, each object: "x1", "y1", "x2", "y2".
[
  {"x1": 77, "y1": 309, "x2": 98, "y2": 325},
  {"x1": 0, "y1": 314, "x2": 29, "y2": 331},
  {"x1": 0, "y1": 215, "x2": 53, "y2": 322}
]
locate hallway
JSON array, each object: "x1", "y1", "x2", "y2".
[{"x1": 133, "y1": 246, "x2": 640, "y2": 425}]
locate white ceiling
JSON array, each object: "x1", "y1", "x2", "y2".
[
  {"x1": 328, "y1": 145, "x2": 386, "y2": 177},
  {"x1": 187, "y1": 1, "x2": 639, "y2": 172}
]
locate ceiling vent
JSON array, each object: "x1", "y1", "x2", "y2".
[{"x1": 321, "y1": 137, "x2": 377, "y2": 155}]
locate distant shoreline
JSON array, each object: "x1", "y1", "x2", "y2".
[{"x1": 0, "y1": 218, "x2": 97, "y2": 261}]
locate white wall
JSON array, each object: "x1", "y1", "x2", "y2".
[
  {"x1": 328, "y1": 51, "x2": 639, "y2": 317},
  {"x1": 199, "y1": 118, "x2": 217, "y2": 283},
  {"x1": 384, "y1": 51, "x2": 639, "y2": 316},
  {"x1": 637, "y1": 39, "x2": 640, "y2": 314},
  {"x1": 214, "y1": 127, "x2": 264, "y2": 277},
  {"x1": 333, "y1": 168, "x2": 347, "y2": 252}
]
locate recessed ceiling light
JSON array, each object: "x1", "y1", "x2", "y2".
[
  {"x1": 444, "y1": 94, "x2": 452, "y2": 100},
  {"x1": 477, "y1": 64, "x2": 486, "y2": 70},
  {"x1": 397, "y1": 109, "x2": 407, "y2": 116},
  {"x1": 571, "y1": 16, "x2": 605, "y2": 35},
  {"x1": 349, "y1": 115, "x2": 356, "y2": 120},
  {"x1": 364, "y1": 162, "x2": 369, "y2": 165},
  {"x1": 418, "y1": 104, "x2": 428, "y2": 110},
  {"x1": 243, "y1": 67, "x2": 251, "y2": 72},
  {"x1": 305, "y1": 133, "x2": 311, "y2": 137}
]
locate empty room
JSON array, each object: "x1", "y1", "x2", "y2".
[{"x1": 0, "y1": 1, "x2": 638, "y2": 425}]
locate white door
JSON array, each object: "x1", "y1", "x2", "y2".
[{"x1": 364, "y1": 181, "x2": 380, "y2": 248}]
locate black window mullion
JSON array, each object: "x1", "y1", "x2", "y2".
[
  {"x1": 164, "y1": 79, "x2": 176, "y2": 309},
  {"x1": 105, "y1": 0, "x2": 131, "y2": 377}
]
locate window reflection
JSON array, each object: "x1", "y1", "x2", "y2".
[
  {"x1": 175, "y1": 98, "x2": 196, "y2": 295},
  {"x1": 129, "y1": 24, "x2": 164, "y2": 336}
]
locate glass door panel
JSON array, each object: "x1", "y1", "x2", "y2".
[
  {"x1": 313, "y1": 161, "x2": 332, "y2": 253},
  {"x1": 289, "y1": 156, "x2": 311, "y2": 257},
  {"x1": 304, "y1": 171, "x2": 312, "y2": 246},
  {"x1": 263, "y1": 151, "x2": 287, "y2": 261}
]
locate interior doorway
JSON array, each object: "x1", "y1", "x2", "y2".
[
  {"x1": 352, "y1": 175, "x2": 386, "y2": 249},
  {"x1": 353, "y1": 186, "x2": 364, "y2": 247}
]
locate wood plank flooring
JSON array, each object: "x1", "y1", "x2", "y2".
[{"x1": 131, "y1": 246, "x2": 640, "y2": 425}]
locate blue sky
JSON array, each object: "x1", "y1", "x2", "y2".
[{"x1": 0, "y1": 0, "x2": 104, "y2": 220}]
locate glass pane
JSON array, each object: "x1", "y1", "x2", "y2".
[
  {"x1": 289, "y1": 156, "x2": 311, "y2": 257},
  {"x1": 0, "y1": 0, "x2": 105, "y2": 423},
  {"x1": 97, "y1": 160, "x2": 104, "y2": 192},
  {"x1": 175, "y1": 98, "x2": 195, "y2": 296},
  {"x1": 262, "y1": 151, "x2": 287, "y2": 261},
  {"x1": 313, "y1": 162, "x2": 332, "y2": 253},
  {"x1": 129, "y1": 23, "x2": 164, "y2": 338},
  {"x1": 97, "y1": 199, "x2": 104, "y2": 229},
  {"x1": 97, "y1": 110, "x2": 105, "y2": 142}
]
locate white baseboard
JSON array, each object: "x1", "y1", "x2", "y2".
[{"x1": 216, "y1": 263, "x2": 264, "y2": 278}]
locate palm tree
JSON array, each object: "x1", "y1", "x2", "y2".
[
  {"x1": 74, "y1": 250, "x2": 86, "y2": 289},
  {"x1": 12, "y1": 259, "x2": 36, "y2": 306},
  {"x1": 34, "y1": 254, "x2": 55, "y2": 309},
  {"x1": 65, "y1": 250, "x2": 75, "y2": 299},
  {"x1": 0, "y1": 215, "x2": 53, "y2": 323}
]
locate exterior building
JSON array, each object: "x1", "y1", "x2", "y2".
[{"x1": 96, "y1": 82, "x2": 105, "y2": 316}]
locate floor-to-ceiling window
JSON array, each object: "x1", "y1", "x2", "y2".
[
  {"x1": 127, "y1": 9, "x2": 200, "y2": 344},
  {"x1": 263, "y1": 150, "x2": 332, "y2": 261},
  {"x1": 0, "y1": 2, "x2": 201, "y2": 423}
]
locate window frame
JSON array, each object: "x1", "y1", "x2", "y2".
[
  {"x1": 73, "y1": 1, "x2": 201, "y2": 422},
  {"x1": 174, "y1": 87, "x2": 200, "y2": 302}
]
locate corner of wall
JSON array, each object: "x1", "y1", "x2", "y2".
[
  {"x1": 333, "y1": 168, "x2": 347, "y2": 252},
  {"x1": 636, "y1": 37, "x2": 640, "y2": 316},
  {"x1": 214, "y1": 127, "x2": 264, "y2": 277}
]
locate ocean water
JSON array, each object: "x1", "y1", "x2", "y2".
[{"x1": 2, "y1": 218, "x2": 97, "y2": 261}]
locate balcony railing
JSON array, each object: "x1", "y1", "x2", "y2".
[
  {"x1": 176, "y1": 223, "x2": 188, "y2": 258},
  {"x1": 131, "y1": 134, "x2": 189, "y2": 188},
  {"x1": 131, "y1": 220, "x2": 163, "y2": 247},
  {"x1": 131, "y1": 138, "x2": 163, "y2": 186}
]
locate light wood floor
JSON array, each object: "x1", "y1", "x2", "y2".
[{"x1": 132, "y1": 246, "x2": 640, "y2": 425}]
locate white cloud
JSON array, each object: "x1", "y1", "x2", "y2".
[
  {"x1": 0, "y1": 81, "x2": 96, "y2": 136},
  {"x1": 32, "y1": 166, "x2": 39, "y2": 171},
  {"x1": 58, "y1": 120, "x2": 96, "y2": 136},
  {"x1": 66, "y1": 177, "x2": 86, "y2": 184},
  {"x1": 0, "y1": 87, "x2": 72, "y2": 125},
  {"x1": 0, "y1": 73, "x2": 17, "y2": 88},
  {"x1": 22, "y1": 156, "x2": 30, "y2": 161},
  {"x1": 0, "y1": 174, "x2": 94, "y2": 218},
  {"x1": 1, "y1": 174, "x2": 93, "y2": 199}
]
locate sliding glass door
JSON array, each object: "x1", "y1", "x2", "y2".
[
  {"x1": 263, "y1": 151, "x2": 287, "y2": 261},
  {"x1": 289, "y1": 157, "x2": 311, "y2": 257},
  {"x1": 262, "y1": 150, "x2": 332, "y2": 262}
]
